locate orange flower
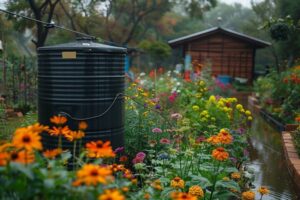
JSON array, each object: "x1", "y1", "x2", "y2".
[
  {"x1": 86, "y1": 140, "x2": 115, "y2": 158},
  {"x1": 207, "y1": 135, "x2": 220, "y2": 145},
  {"x1": 64, "y1": 130, "x2": 85, "y2": 142},
  {"x1": 27, "y1": 123, "x2": 49, "y2": 134},
  {"x1": 231, "y1": 172, "x2": 241, "y2": 180},
  {"x1": 188, "y1": 185, "x2": 204, "y2": 198},
  {"x1": 170, "y1": 177, "x2": 185, "y2": 189},
  {"x1": 151, "y1": 179, "x2": 163, "y2": 190},
  {"x1": 144, "y1": 193, "x2": 151, "y2": 199},
  {"x1": 48, "y1": 126, "x2": 70, "y2": 137},
  {"x1": 217, "y1": 129, "x2": 233, "y2": 144},
  {"x1": 12, "y1": 128, "x2": 42, "y2": 151},
  {"x1": 212, "y1": 147, "x2": 229, "y2": 161},
  {"x1": 10, "y1": 150, "x2": 35, "y2": 164},
  {"x1": 43, "y1": 148, "x2": 62, "y2": 159},
  {"x1": 119, "y1": 155, "x2": 128, "y2": 162},
  {"x1": 50, "y1": 115, "x2": 67, "y2": 125},
  {"x1": 242, "y1": 191, "x2": 255, "y2": 200},
  {"x1": 171, "y1": 192, "x2": 197, "y2": 200},
  {"x1": 0, "y1": 152, "x2": 9, "y2": 166},
  {"x1": 258, "y1": 186, "x2": 269, "y2": 195},
  {"x1": 78, "y1": 121, "x2": 88, "y2": 130},
  {"x1": 295, "y1": 117, "x2": 300, "y2": 123},
  {"x1": 109, "y1": 164, "x2": 125, "y2": 173},
  {"x1": 73, "y1": 164, "x2": 113, "y2": 186},
  {"x1": 98, "y1": 189, "x2": 125, "y2": 200}
]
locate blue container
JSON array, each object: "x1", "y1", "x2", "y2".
[{"x1": 217, "y1": 75, "x2": 232, "y2": 84}]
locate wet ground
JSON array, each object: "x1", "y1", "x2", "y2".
[{"x1": 247, "y1": 114, "x2": 300, "y2": 199}]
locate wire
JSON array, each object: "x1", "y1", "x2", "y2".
[
  {"x1": 59, "y1": 93, "x2": 124, "y2": 121},
  {"x1": 0, "y1": 8, "x2": 94, "y2": 39}
]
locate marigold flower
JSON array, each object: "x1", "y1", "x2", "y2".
[
  {"x1": 217, "y1": 130, "x2": 233, "y2": 144},
  {"x1": 64, "y1": 130, "x2": 85, "y2": 142},
  {"x1": 12, "y1": 129, "x2": 42, "y2": 151},
  {"x1": 48, "y1": 126, "x2": 70, "y2": 137},
  {"x1": 171, "y1": 192, "x2": 197, "y2": 200},
  {"x1": 295, "y1": 117, "x2": 300, "y2": 123},
  {"x1": 245, "y1": 110, "x2": 251, "y2": 116},
  {"x1": 212, "y1": 147, "x2": 229, "y2": 161},
  {"x1": 78, "y1": 121, "x2": 88, "y2": 130},
  {"x1": 258, "y1": 186, "x2": 269, "y2": 195},
  {"x1": 144, "y1": 193, "x2": 151, "y2": 199},
  {"x1": 0, "y1": 152, "x2": 9, "y2": 166},
  {"x1": 151, "y1": 179, "x2": 163, "y2": 190},
  {"x1": 236, "y1": 104, "x2": 243, "y2": 110},
  {"x1": 74, "y1": 164, "x2": 113, "y2": 186},
  {"x1": 50, "y1": 115, "x2": 67, "y2": 125},
  {"x1": 231, "y1": 172, "x2": 241, "y2": 180},
  {"x1": 43, "y1": 148, "x2": 62, "y2": 159},
  {"x1": 121, "y1": 187, "x2": 129, "y2": 192},
  {"x1": 242, "y1": 191, "x2": 255, "y2": 200},
  {"x1": 10, "y1": 150, "x2": 35, "y2": 164},
  {"x1": 98, "y1": 189, "x2": 125, "y2": 200},
  {"x1": 171, "y1": 177, "x2": 185, "y2": 189},
  {"x1": 248, "y1": 116, "x2": 253, "y2": 121},
  {"x1": 207, "y1": 135, "x2": 220, "y2": 145},
  {"x1": 188, "y1": 185, "x2": 204, "y2": 198},
  {"x1": 192, "y1": 105, "x2": 199, "y2": 111},
  {"x1": 86, "y1": 140, "x2": 115, "y2": 158}
]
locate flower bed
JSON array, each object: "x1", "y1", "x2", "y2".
[{"x1": 0, "y1": 73, "x2": 270, "y2": 200}]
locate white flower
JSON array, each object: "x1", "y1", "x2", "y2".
[{"x1": 139, "y1": 72, "x2": 146, "y2": 76}]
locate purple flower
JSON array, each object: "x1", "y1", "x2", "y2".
[
  {"x1": 144, "y1": 103, "x2": 148, "y2": 108},
  {"x1": 155, "y1": 104, "x2": 161, "y2": 110},
  {"x1": 114, "y1": 147, "x2": 125, "y2": 154},
  {"x1": 243, "y1": 149, "x2": 249, "y2": 157},
  {"x1": 152, "y1": 127, "x2": 162, "y2": 133},
  {"x1": 196, "y1": 136, "x2": 206, "y2": 143}
]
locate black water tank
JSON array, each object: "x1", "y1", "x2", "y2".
[{"x1": 38, "y1": 38, "x2": 127, "y2": 150}]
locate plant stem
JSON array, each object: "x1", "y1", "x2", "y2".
[
  {"x1": 209, "y1": 161, "x2": 220, "y2": 200},
  {"x1": 73, "y1": 140, "x2": 77, "y2": 170}
]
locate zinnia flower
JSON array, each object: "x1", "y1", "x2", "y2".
[
  {"x1": 258, "y1": 186, "x2": 269, "y2": 195},
  {"x1": 50, "y1": 115, "x2": 67, "y2": 125},
  {"x1": 212, "y1": 147, "x2": 229, "y2": 161},
  {"x1": 152, "y1": 127, "x2": 162, "y2": 133},
  {"x1": 242, "y1": 191, "x2": 255, "y2": 200},
  {"x1": 12, "y1": 129, "x2": 42, "y2": 151},
  {"x1": 73, "y1": 164, "x2": 113, "y2": 186},
  {"x1": 188, "y1": 185, "x2": 204, "y2": 198},
  {"x1": 217, "y1": 130, "x2": 233, "y2": 144},
  {"x1": 170, "y1": 177, "x2": 185, "y2": 189},
  {"x1": 160, "y1": 138, "x2": 171, "y2": 144},
  {"x1": 98, "y1": 189, "x2": 125, "y2": 200},
  {"x1": 151, "y1": 179, "x2": 163, "y2": 190},
  {"x1": 207, "y1": 135, "x2": 220, "y2": 145},
  {"x1": 231, "y1": 172, "x2": 241, "y2": 180},
  {"x1": 86, "y1": 140, "x2": 115, "y2": 158}
]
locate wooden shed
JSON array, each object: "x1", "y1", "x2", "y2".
[{"x1": 168, "y1": 27, "x2": 270, "y2": 83}]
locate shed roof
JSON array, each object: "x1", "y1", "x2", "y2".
[{"x1": 168, "y1": 27, "x2": 271, "y2": 48}]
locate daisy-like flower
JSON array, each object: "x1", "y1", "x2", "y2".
[
  {"x1": 78, "y1": 121, "x2": 88, "y2": 130},
  {"x1": 86, "y1": 140, "x2": 115, "y2": 158},
  {"x1": 50, "y1": 115, "x2": 67, "y2": 125},
  {"x1": 98, "y1": 189, "x2": 125, "y2": 200},
  {"x1": 12, "y1": 128, "x2": 42, "y2": 151},
  {"x1": 0, "y1": 152, "x2": 9, "y2": 166},
  {"x1": 64, "y1": 130, "x2": 85, "y2": 142},
  {"x1": 27, "y1": 123, "x2": 49, "y2": 134},
  {"x1": 73, "y1": 164, "x2": 113, "y2": 186},
  {"x1": 43, "y1": 148, "x2": 62, "y2": 159},
  {"x1": 48, "y1": 126, "x2": 70, "y2": 137},
  {"x1": 10, "y1": 150, "x2": 35, "y2": 164}
]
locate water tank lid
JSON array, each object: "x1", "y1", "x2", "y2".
[{"x1": 38, "y1": 39, "x2": 127, "y2": 53}]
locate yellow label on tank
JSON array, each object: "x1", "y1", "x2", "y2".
[{"x1": 62, "y1": 51, "x2": 76, "y2": 59}]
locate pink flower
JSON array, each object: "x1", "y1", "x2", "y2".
[
  {"x1": 168, "y1": 95, "x2": 176, "y2": 103},
  {"x1": 160, "y1": 138, "x2": 171, "y2": 144},
  {"x1": 136, "y1": 152, "x2": 146, "y2": 160},
  {"x1": 152, "y1": 127, "x2": 162, "y2": 133}
]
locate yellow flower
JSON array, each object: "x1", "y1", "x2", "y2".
[
  {"x1": 188, "y1": 185, "x2": 204, "y2": 198},
  {"x1": 12, "y1": 128, "x2": 42, "y2": 151},
  {"x1": 98, "y1": 189, "x2": 125, "y2": 200},
  {"x1": 242, "y1": 191, "x2": 255, "y2": 200},
  {"x1": 199, "y1": 80, "x2": 205, "y2": 86},
  {"x1": 171, "y1": 177, "x2": 185, "y2": 189},
  {"x1": 248, "y1": 116, "x2": 253, "y2": 121},
  {"x1": 236, "y1": 104, "x2": 243, "y2": 110},
  {"x1": 231, "y1": 172, "x2": 241, "y2": 180},
  {"x1": 73, "y1": 164, "x2": 113, "y2": 186},
  {"x1": 192, "y1": 105, "x2": 199, "y2": 111},
  {"x1": 223, "y1": 177, "x2": 230, "y2": 181},
  {"x1": 209, "y1": 95, "x2": 216, "y2": 103},
  {"x1": 245, "y1": 110, "x2": 251, "y2": 116},
  {"x1": 258, "y1": 186, "x2": 269, "y2": 195},
  {"x1": 212, "y1": 147, "x2": 229, "y2": 161}
]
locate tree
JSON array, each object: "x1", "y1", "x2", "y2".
[{"x1": 6, "y1": 0, "x2": 60, "y2": 48}]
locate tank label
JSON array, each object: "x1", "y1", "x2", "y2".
[{"x1": 62, "y1": 51, "x2": 76, "y2": 59}]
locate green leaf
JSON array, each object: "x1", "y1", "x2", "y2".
[
  {"x1": 215, "y1": 180, "x2": 240, "y2": 192},
  {"x1": 10, "y1": 162, "x2": 34, "y2": 180}
]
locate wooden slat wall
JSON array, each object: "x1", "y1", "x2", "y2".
[{"x1": 187, "y1": 33, "x2": 254, "y2": 81}]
